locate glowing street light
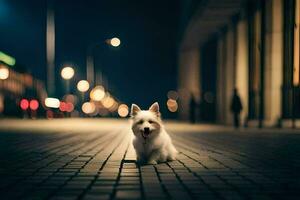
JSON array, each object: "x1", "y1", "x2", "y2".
[
  {"x1": 118, "y1": 104, "x2": 129, "y2": 117},
  {"x1": 77, "y1": 80, "x2": 90, "y2": 92},
  {"x1": 90, "y1": 86, "x2": 105, "y2": 101},
  {"x1": 61, "y1": 66, "x2": 74, "y2": 80},
  {"x1": 110, "y1": 37, "x2": 121, "y2": 47},
  {"x1": 0, "y1": 67, "x2": 9, "y2": 80},
  {"x1": 82, "y1": 102, "x2": 96, "y2": 114}
]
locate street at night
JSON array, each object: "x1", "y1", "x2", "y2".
[
  {"x1": 1, "y1": 119, "x2": 300, "y2": 200},
  {"x1": 1, "y1": 0, "x2": 300, "y2": 199}
]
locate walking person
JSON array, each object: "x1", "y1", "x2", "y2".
[{"x1": 230, "y1": 88, "x2": 243, "y2": 128}]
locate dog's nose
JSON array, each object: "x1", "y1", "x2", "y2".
[{"x1": 144, "y1": 127, "x2": 150, "y2": 132}]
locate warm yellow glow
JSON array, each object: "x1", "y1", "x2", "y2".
[
  {"x1": 45, "y1": 98, "x2": 60, "y2": 108},
  {"x1": 90, "y1": 86, "x2": 105, "y2": 101},
  {"x1": 61, "y1": 66, "x2": 74, "y2": 80},
  {"x1": 167, "y1": 99, "x2": 178, "y2": 112},
  {"x1": 82, "y1": 102, "x2": 96, "y2": 114},
  {"x1": 110, "y1": 37, "x2": 121, "y2": 47},
  {"x1": 109, "y1": 102, "x2": 119, "y2": 112},
  {"x1": 0, "y1": 67, "x2": 9, "y2": 80},
  {"x1": 77, "y1": 80, "x2": 90, "y2": 92},
  {"x1": 102, "y1": 96, "x2": 115, "y2": 109},
  {"x1": 118, "y1": 104, "x2": 129, "y2": 117},
  {"x1": 167, "y1": 90, "x2": 179, "y2": 100},
  {"x1": 167, "y1": 99, "x2": 177, "y2": 107}
]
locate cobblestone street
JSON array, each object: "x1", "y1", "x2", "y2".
[{"x1": 0, "y1": 119, "x2": 300, "y2": 200}]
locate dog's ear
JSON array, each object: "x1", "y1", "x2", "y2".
[
  {"x1": 149, "y1": 102, "x2": 160, "y2": 116},
  {"x1": 131, "y1": 104, "x2": 141, "y2": 117}
]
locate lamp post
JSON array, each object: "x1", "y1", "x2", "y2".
[
  {"x1": 86, "y1": 37, "x2": 121, "y2": 88},
  {"x1": 77, "y1": 80, "x2": 90, "y2": 102},
  {"x1": 61, "y1": 66, "x2": 74, "y2": 93}
]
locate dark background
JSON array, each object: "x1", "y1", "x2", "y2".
[{"x1": 0, "y1": 0, "x2": 180, "y2": 116}]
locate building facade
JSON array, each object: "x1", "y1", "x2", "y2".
[{"x1": 178, "y1": 0, "x2": 300, "y2": 127}]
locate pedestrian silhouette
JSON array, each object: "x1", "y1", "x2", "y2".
[
  {"x1": 230, "y1": 88, "x2": 243, "y2": 128},
  {"x1": 189, "y1": 94, "x2": 197, "y2": 124}
]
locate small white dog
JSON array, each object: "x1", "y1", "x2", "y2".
[{"x1": 130, "y1": 102, "x2": 178, "y2": 165}]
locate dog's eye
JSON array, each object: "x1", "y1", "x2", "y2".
[
  {"x1": 137, "y1": 120, "x2": 143, "y2": 124},
  {"x1": 149, "y1": 120, "x2": 154, "y2": 124}
]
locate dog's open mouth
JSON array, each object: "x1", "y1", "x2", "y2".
[{"x1": 142, "y1": 129, "x2": 150, "y2": 139}]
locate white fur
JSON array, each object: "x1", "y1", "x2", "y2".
[{"x1": 130, "y1": 102, "x2": 178, "y2": 165}]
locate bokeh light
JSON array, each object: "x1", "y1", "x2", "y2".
[
  {"x1": 66, "y1": 102, "x2": 74, "y2": 113},
  {"x1": 29, "y1": 99, "x2": 39, "y2": 111},
  {"x1": 110, "y1": 37, "x2": 121, "y2": 47},
  {"x1": 118, "y1": 104, "x2": 129, "y2": 117},
  {"x1": 90, "y1": 86, "x2": 105, "y2": 101},
  {"x1": 45, "y1": 98, "x2": 60, "y2": 108},
  {"x1": 82, "y1": 102, "x2": 96, "y2": 114},
  {"x1": 61, "y1": 66, "x2": 74, "y2": 80},
  {"x1": 167, "y1": 90, "x2": 179, "y2": 100},
  {"x1": 102, "y1": 95, "x2": 115, "y2": 109},
  {"x1": 20, "y1": 99, "x2": 29, "y2": 110},
  {"x1": 167, "y1": 99, "x2": 178, "y2": 112},
  {"x1": 77, "y1": 80, "x2": 90, "y2": 92},
  {"x1": 59, "y1": 102, "x2": 67, "y2": 112},
  {"x1": 64, "y1": 94, "x2": 77, "y2": 105},
  {"x1": 0, "y1": 67, "x2": 9, "y2": 80}
]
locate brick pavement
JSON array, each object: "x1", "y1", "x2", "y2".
[{"x1": 0, "y1": 119, "x2": 300, "y2": 200}]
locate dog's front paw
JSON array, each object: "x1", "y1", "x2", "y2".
[{"x1": 147, "y1": 160, "x2": 157, "y2": 165}]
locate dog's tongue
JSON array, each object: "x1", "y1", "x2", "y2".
[{"x1": 142, "y1": 129, "x2": 150, "y2": 139}]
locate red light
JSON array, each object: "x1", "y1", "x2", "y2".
[
  {"x1": 59, "y1": 102, "x2": 67, "y2": 112},
  {"x1": 66, "y1": 102, "x2": 74, "y2": 113},
  {"x1": 30, "y1": 99, "x2": 39, "y2": 111},
  {"x1": 20, "y1": 99, "x2": 29, "y2": 110}
]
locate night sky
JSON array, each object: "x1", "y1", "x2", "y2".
[{"x1": 0, "y1": 0, "x2": 180, "y2": 116}]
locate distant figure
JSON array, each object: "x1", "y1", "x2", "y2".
[
  {"x1": 189, "y1": 94, "x2": 197, "y2": 124},
  {"x1": 230, "y1": 88, "x2": 243, "y2": 128}
]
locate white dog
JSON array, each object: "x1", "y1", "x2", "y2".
[{"x1": 130, "y1": 102, "x2": 177, "y2": 165}]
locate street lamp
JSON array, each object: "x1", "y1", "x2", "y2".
[
  {"x1": 86, "y1": 37, "x2": 121, "y2": 87},
  {"x1": 109, "y1": 37, "x2": 121, "y2": 47},
  {"x1": 77, "y1": 80, "x2": 90, "y2": 92},
  {"x1": 61, "y1": 66, "x2": 74, "y2": 80},
  {"x1": 90, "y1": 86, "x2": 105, "y2": 101},
  {"x1": 61, "y1": 66, "x2": 75, "y2": 93},
  {"x1": 77, "y1": 80, "x2": 90, "y2": 102}
]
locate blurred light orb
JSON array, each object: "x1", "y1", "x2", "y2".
[
  {"x1": 20, "y1": 99, "x2": 29, "y2": 110},
  {"x1": 61, "y1": 66, "x2": 74, "y2": 80},
  {"x1": 29, "y1": 99, "x2": 39, "y2": 111},
  {"x1": 82, "y1": 102, "x2": 96, "y2": 114},
  {"x1": 59, "y1": 101, "x2": 67, "y2": 112},
  {"x1": 66, "y1": 102, "x2": 74, "y2": 112},
  {"x1": 0, "y1": 67, "x2": 9, "y2": 80},
  {"x1": 167, "y1": 90, "x2": 179, "y2": 100},
  {"x1": 90, "y1": 86, "x2": 105, "y2": 101},
  {"x1": 110, "y1": 37, "x2": 121, "y2": 47},
  {"x1": 102, "y1": 96, "x2": 115, "y2": 109},
  {"x1": 167, "y1": 99, "x2": 178, "y2": 112},
  {"x1": 109, "y1": 102, "x2": 119, "y2": 112},
  {"x1": 77, "y1": 80, "x2": 90, "y2": 92},
  {"x1": 45, "y1": 98, "x2": 60, "y2": 108},
  {"x1": 64, "y1": 94, "x2": 77, "y2": 105},
  {"x1": 118, "y1": 104, "x2": 129, "y2": 117}
]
